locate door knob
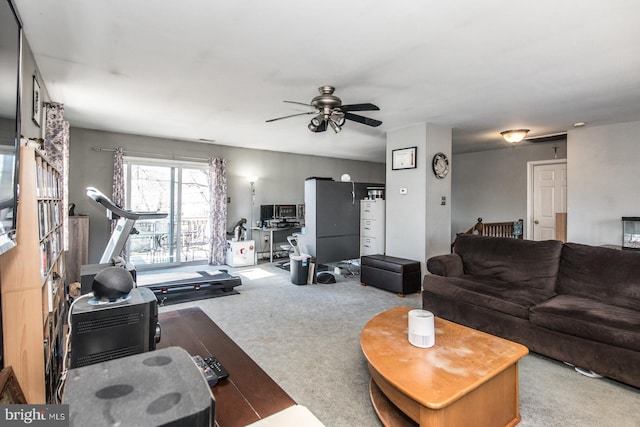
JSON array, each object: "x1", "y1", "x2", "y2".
[{"x1": 534, "y1": 220, "x2": 539, "y2": 224}]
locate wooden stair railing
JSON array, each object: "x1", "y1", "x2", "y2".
[
  {"x1": 466, "y1": 217, "x2": 524, "y2": 239},
  {"x1": 452, "y1": 217, "x2": 524, "y2": 251}
]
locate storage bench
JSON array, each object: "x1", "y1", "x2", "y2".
[{"x1": 360, "y1": 254, "x2": 421, "y2": 297}]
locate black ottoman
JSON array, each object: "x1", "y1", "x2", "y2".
[{"x1": 360, "y1": 254, "x2": 421, "y2": 297}]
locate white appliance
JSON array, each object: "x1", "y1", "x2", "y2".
[
  {"x1": 225, "y1": 240, "x2": 255, "y2": 267},
  {"x1": 408, "y1": 309, "x2": 435, "y2": 348},
  {"x1": 360, "y1": 199, "x2": 385, "y2": 256}
]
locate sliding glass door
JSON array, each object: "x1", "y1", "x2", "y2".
[
  {"x1": 179, "y1": 167, "x2": 211, "y2": 263},
  {"x1": 124, "y1": 158, "x2": 210, "y2": 268}
]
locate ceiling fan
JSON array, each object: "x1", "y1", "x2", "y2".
[{"x1": 266, "y1": 85, "x2": 382, "y2": 133}]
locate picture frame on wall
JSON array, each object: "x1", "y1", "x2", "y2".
[
  {"x1": 392, "y1": 146, "x2": 417, "y2": 170},
  {"x1": 0, "y1": 366, "x2": 27, "y2": 404},
  {"x1": 32, "y1": 75, "x2": 41, "y2": 127}
]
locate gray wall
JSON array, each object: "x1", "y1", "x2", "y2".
[
  {"x1": 68, "y1": 127, "x2": 385, "y2": 263},
  {"x1": 20, "y1": 38, "x2": 49, "y2": 141},
  {"x1": 386, "y1": 123, "x2": 451, "y2": 276},
  {"x1": 567, "y1": 120, "x2": 640, "y2": 246},
  {"x1": 451, "y1": 141, "x2": 567, "y2": 240},
  {"x1": 22, "y1": 23, "x2": 639, "y2": 264}
]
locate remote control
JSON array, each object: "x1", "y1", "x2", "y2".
[
  {"x1": 192, "y1": 355, "x2": 219, "y2": 386},
  {"x1": 204, "y1": 355, "x2": 229, "y2": 380}
]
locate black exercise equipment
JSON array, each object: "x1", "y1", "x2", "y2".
[
  {"x1": 84, "y1": 187, "x2": 242, "y2": 305},
  {"x1": 86, "y1": 187, "x2": 168, "y2": 264}
]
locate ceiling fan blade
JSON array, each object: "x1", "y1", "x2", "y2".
[
  {"x1": 344, "y1": 112, "x2": 383, "y2": 127},
  {"x1": 266, "y1": 111, "x2": 316, "y2": 123},
  {"x1": 283, "y1": 100, "x2": 313, "y2": 107},
  {"x1": 312, "y1": 121, "x2": 328, "y2": 133},
  {"x1": 340, "y1": 103, "x2": 380, "y2": 112}
]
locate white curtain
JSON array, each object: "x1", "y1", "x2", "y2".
[
  {"x1": 111, "y1": 147, "x2": 126, "y2": 257},
  {"x1": 44, "y1": 102, "x2": 69, "y2": 250},
  {"x1": 208, "y1": 157, "x2": 228, "y2": 265}
]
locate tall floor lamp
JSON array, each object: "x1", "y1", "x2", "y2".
[{"x1": 247, "y1": 176, "x2": 258, "y2": 241}]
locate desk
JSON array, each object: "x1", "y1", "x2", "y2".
[
  {"x1": 157, "y1": 307, "x2": 296, "y2": 427},
  {"x1": 254, "y1": 227, "x2": 301, "y2": 262}
]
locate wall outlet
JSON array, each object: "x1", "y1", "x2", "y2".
[
  {"x1": 264, "y1": 235, "x2": 269, "y2": 242},
  {"x1": 400, "y1": 188, "x2": 408, "y2": 195}
]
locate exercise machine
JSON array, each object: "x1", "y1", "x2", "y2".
[
  {"x1": 83, "y1": 187, "x2": 242, "y2": 305},
  {"x1": 87, "y1": 187, "x2": 168, "y2": 264}
]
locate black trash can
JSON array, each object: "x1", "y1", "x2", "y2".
[{"x1": 290, "y1": 254, "x2": 311, "y2": 285}]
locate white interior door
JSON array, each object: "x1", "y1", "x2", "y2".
[{"x1": 531, "y1": 161, "x2": 567, "y2": 240}]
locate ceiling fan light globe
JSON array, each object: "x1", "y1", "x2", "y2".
[
  {"x1": 308, "y1": 121, "x2": 318, "y2": 132},
  {"x1": 311, "y1": 117, "x2": 322, "y2": 127},
  {"x1": 329, "y1": 120, "x2": 341, "y2": 134},
  {"x1": 332, "y1": 115, "x2": 346, "y2": 126}
]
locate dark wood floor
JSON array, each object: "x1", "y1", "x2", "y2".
[{"x1": 157, "y1": 307, "x2": 296, "y2": 427}]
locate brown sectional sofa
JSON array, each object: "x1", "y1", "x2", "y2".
[{"x1": 423, "y1": 234, "x2": 640, "y2": 388}]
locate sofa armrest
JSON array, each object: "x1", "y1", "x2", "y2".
[{"x1": 427, "y1": 254, "x2": 464, "y2": 277}]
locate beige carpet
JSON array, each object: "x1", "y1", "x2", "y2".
[{"x1": 148, "y1": 263, "x2": 640, "y2": 427}]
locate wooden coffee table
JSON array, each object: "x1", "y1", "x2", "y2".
[
  {"x1": 157, "y1": 307, "x2": 296, "y2": 427},
  {"x1": 361, "y1": 307, "x2": 529, "y2": 427}
]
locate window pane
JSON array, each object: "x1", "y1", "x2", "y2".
[
  {"x1": 181, "y1": 167, "x2": 210, "y2": 262},
  {"x1": 128, "y1": 164, "x2": 174, "y2": 265},
  {"x1": 125, "y1": 162, "x2": 210, "y2": 266}
]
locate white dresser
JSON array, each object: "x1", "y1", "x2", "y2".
[{"x1": 360, "y1": 199, "x2": 385, "y2": 256}]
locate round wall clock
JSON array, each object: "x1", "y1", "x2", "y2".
[{"x1": 432, "y1": 152, "x2": 449, "y2": 179}]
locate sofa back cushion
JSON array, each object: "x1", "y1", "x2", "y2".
[
  {"x1": 454, "y1": 234, "x2": 562, "y2": 294},
  {"x1": 557, "y1": 243, "x2": 640, "y2": 311}
]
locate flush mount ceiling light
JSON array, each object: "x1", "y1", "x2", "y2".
[{"x1": 500, "y1": 129, "x2": 530, "y2": 144}]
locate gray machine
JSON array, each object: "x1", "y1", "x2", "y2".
[
  {"x1": 86, "y1": 187, "x2": 168, "y2": 264},
  {"x1": 301, "y1": 178, "x2": 381, "y2": 264},
  {"x1": 80, "y1": 187, "x2": 167, "y2": 294},
  {"x1": 84, "y1": 187, "x2": 242, "y2": 303}
]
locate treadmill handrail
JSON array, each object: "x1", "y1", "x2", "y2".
[{"x1": 86, "y1": 187, "x2": 167, "y2": 220}]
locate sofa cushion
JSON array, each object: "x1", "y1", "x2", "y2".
[
  {"x1": 426, "y1": 253, "x2": 464, "y2": 277},
  {"x1": 530, "y1": 295, "x2": 640, "y2": 352},
  {"x1": 453, "y1": 234, "x2": 562, "y2": 295},
  {"x1": 424, "y1": 274, "x2": 554, "y2": 319},
  {"x1": 557, "y1": 243, "x2": 640, "y2": 311}
]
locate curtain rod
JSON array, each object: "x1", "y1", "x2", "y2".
[{"x1": 91, "y1": 146, "x2": 213, "y2": 162}]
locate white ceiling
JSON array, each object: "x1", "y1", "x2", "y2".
[{"x1": 13, "y1": 0, "x2": 640, "y2": 163}]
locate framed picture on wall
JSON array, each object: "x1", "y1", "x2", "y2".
[
  {"x1": 392, "y1": 146, "x2": 417, "y2": 170},
  {"x1": 32, "y1": 75, "x2": 41, "y2": 127},
  {"x1": 0, "y1": 366, "x2": 27, "y2": 404}
]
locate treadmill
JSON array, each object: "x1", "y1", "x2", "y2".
[
  {"x1": 83, "y1": 187, "x2": 242, "y2": 305},
  {"x1": 86, "y1": 187, "x2": 168, "y2": 264}
]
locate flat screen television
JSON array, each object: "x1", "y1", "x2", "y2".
[
  {"x1": 275, "y1": 204, "x2": 297, "y2": 219},
  {"x1": 0, "y1": 0, "x2": 22, "y2": 256}
]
